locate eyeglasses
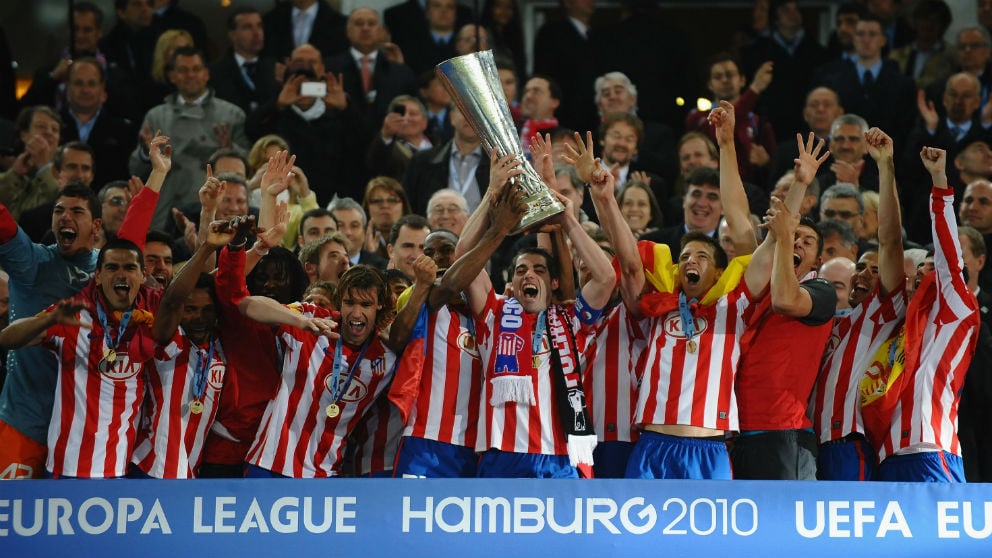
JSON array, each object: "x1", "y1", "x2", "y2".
[
  {"x1": 369, "y1": 196, "x2": 401, "y2": 206},
  {"x1": 957, "y1": 42, "x2": 990, "y2": 51},
  {"x1": 105, "y1": 197, "x2": 128, "y2": 207},
  {"x1": 822, "y1": 209, "x2": 859, "y2": 219},
  {"x1": 429, "y1": 204, "x2": 466, "y2": 215}
]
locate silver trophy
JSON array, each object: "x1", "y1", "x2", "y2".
[{"x1": 436, "y1": 50, "x2": 565, "y2": 234}]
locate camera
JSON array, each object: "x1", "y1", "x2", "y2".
[
  {"x1": 300, "y1": 81, "x2": 327, "y2": 98},
  {"x1": 392, "y1": 104, "x2": 407, "y2": 116}
]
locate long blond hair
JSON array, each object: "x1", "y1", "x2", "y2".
[{"x1": 152, "y1": 29, "x2": 194, "y2": 84}]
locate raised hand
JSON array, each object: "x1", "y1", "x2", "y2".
[
  {"x1": 127, "y1": 176, "x2": 145, "y2": 196},
  {"x1": 487, "y1": 149, "x2": 523, "y2": 193},
  {"x1": 530, "y1": 133, "x2": 556, "y2": 185},
  {"x1": 919, "y1": 146, "x2": 947, "y2": 177},
  {"x1": 749, "y1": 60, "x2": 773, "y2": 94},
  {"x1": 260, "y1": 150, "x2": 296, "y2": 196},
  {"x1": 830, "y1": 159, "x2": 863, "y2": 185},
  {"x1": 148, "y1": 131, "x2": 173, "y2": 174},
  {"x1": 760, "y1": 196, "x2": 796, "y2": 240},
  {"x1": 205, "y1": 219, "x2": 237, "y2": 248},
  {"x1": 749, "y1": 144, "x2": 770, "y2": 167},
  {"x1": 489, "y1": 176, "x2": 526, "y2": 234},
  {"x1": 172, "y1": 208, "x2": 198, "y2": 251},
  {"x1": 50, "y1": 299, "x2": 92, "y2": 328},
  {"x1": 138, "y1": 124, "x2": 153, "y2": 153},
  {"x1": 257, "y1": 201, "x2": 289, "y2": 249},
  {"x1": 24, "y1": 134, "x2": 54, "y2": 168},
  {"x1": 288, "y1": 166, "x2": 311, "y2": 199},
  {"x1": 213, "y1": 123, "x2": 232, "y2": 149},
  {"x1": 199, "y1": 163, "x2": 226, "y2": 211},
  {"x1": 324, "y1": 72, "x2": 347, "y2": 110},
  {"x1": 562, "y1": 131, "x2": 599, "y2": 184},
  {"x1": 300, "y1": 316, "x2": 340, "y2": 340},
  {"x1": 864, "y1": 127, "x2": 894, "y2": 162},
  {"x1": 381, "y1": 42, "x2": 405, "y2": 64},
  {"x1": 588, "y1": 163, "x2": 616, "y2": 200},
  {"x1": 230, "y1": 214, "x2": 258, "y2": 246},
  {"x1": 707, "y1": 100, "x2": 736, "y2": 147},
  {"x1": 411, "y1": 254, "x2": 438, "y2": 285},
  {"x1": 277, "y1": 74, "x2": 305, "y2": 109},
  {"x1": 630, "y1": 170, "x2": 652, "y2": 187},
  {"x1": 793, "y1": 132, "x2": 830, "y2": 184},
  {"x1": 916, "y1": 90, "x2": 939, "y2": 131}
]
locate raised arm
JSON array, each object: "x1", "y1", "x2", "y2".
[
  {"x1": 554, "y1": 181, "x2": 614, "y2": 309},
  {"x1": 118, "y1": 133, "x2": 172, "y2": 249},
  {"x1": 709, "y1": 101, "x2": 756, "y2": 255},
  {"x1": 567, "y1": 131, "x2": 644, "y2": 311},
  {"x1": 237, "y1": 295, "x2": 337, "y2": 337},
  {"x1": 865, "y1": 128, "x2": 904, "y2": 295},
  {"x1": 788, "y1": 132, "x2": 830, "y2": 214},
  {"x1": 441, "y1": 179, "x2": 525, "y2": 316},
  {"x1": 387, "y1": 255, "x2": 438, "y2": 350},
  {"x1": 257, "y1": 150, "x2": 296, "y2": 232},
  {"x1": 454, "y1": 150, "x2": 521, "y2": 258},
  {"x1": 762, "y1": 197, "x2": 812, "y2": 316},
  {"x1": 153, "y1": 220, "x2": 234, "y2": 345}
]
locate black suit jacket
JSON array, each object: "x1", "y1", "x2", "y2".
[
  {"x1": 817, "y1": 59, "x2": 916, "y2": 147},
  {"x1": 60, "y1": 107, "x2": 136, "y2": 189},
  {"x1": 403, "y1": 141, "x2": 490, "y2": 216},
  {"x1": 400, "y1": 34, "x2": 456, "y2": 77},
  {"x1": 210, "y1": 51, "x2": 280, "y2": 117},
  {"x1": 262, "y1": 1, "x2": 348, "y2": 61},
  {"x1": 383, "y1": 0, "x2": 474, "y2": 55},
  {"x1": 533, "y1": 17, "x2": 598, "y2": 134},
  {"x1": 959, "y1": 288, "x2": 992, "y2": 482},
  {"x1": 325, "y1": 51, "x2": 418, "y2": 141}
]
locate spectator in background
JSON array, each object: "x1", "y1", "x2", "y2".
[
  {"x1": 824, "y1": 2, "x2": 863, "y2": 63},
  {"x1": 100, "y1": 0, "x2": 157, "y2": 91},
  {"x1": 888, "y1": 0, "x2": 953, "y2": 90},
  {"x1": 0, "y1": 107, "x2": 62, "y2": 221},
  {"x1": 425, "y1": 189, "x2": 469, "y2": 236},
  {"x1": 330, "y1": 196, "x2": 388, "y2": 269},
  {"x1": 533, "y1": 0, "x2": 598, "y2": 134},
  {"x1": 211, "y1": 6, "x2": 280, "y2": 116},
  {"x1": 817, "y1": 218, "x2": 860, "y2": 262},
  {"x1": 453, "y1": 23, "x2": 490, "y2": 57},
  {"x1": 296, "y1": 208, "x2": 338, "y2": 252},
  {"x1": 397, "y1": 0, "x2": 459, "y2": 76},
  {"x1": 954, "y1": 141, "x2": 992, "y2": 188},
  {"x1": 362, "y1": 176, "x2": 412, "y2": 261},
  {"x1": 299, "y1": 232, "x2": 351, "y2": 285},
  {"x1": 819, "y1": 114, "x2": 879, "y2": 191},
  {"x1": 98, "y1": 180, "x2": 132, "y2": 243},
  {"x1": 17, "y1": 142, "x2": 97, "y2": 243},
  {"x1": 818, "y1": 256, "x2": 857, "y2": 315},
  {"x1": 617, "y1": 180, "x2": 664, "y2": 238},
  {"x1": 366, "y1": 95, "x2": 433, "y2": 183},
  {"x1": 768, "y1": 87, "x2": 845, "y2": 188},
  {"x1": 924, "y1": 27, "x2": 992, "y2": 123},
  {"x1": 387, "y1": 214, "x2": 430, "y2": 281},
  {"x1": 151, "y1": 1, "x2": 208, "y2": 58},
  {"x1": 261, "y1": 0, "x2": 348, "y2": 62},
  {"x1": 481, "y1": 0, "x2": 526, "y2": 79},
  {"x1": 419, "y1": 72, "x2": 453, "y2": 144},
  {"x1": 139, "y1": 29, "x2": 193, "y2": 117}
]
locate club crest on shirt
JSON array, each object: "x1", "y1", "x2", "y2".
[
  {"x1": 370, "y1": 357, "x2": 386, "y2": 377},
  {"x1": 99, "y1": 354, "x2": 141, "y2": 381},
  {"x1": 457, "y1": 329, "x2": 480, "y2": 358},
  {"x1": 207, "y1": 362, "x2": 226, "y2": 390},
  {"x1": 662, "y1": 311, "x2": 708, "y2": 339}
]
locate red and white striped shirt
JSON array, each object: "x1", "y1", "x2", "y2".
[
  {"x1": 247, "y1": 304, "x2": 396, "y2": 477},
  {"x1": 475, "y1": 291, "x2": 577, "y2": 455},
  {"x1": 877, "y1": 187, "x2": 979, "y2": 460},
  {"x1": 405, "y1": 304, "x2": 483, "y2": 447},
  {"x1": 350, "y1": 395, "x2": 404, "y2": 476},
  {"x1": 131, "y1": 329, "x2": 227, "y2": 478},
  {"x1": 44, "y1": 303, "x2": 157, "y2": 478},
  {"x1": 633, "y1": 282, "x2": 754, "y2": 431},
  {"x1": 812, "y1": 288, "x2": 905, "y2": 444},
  {"x1": 577, "y1": 302, "x2": 645, "y2": 443}
]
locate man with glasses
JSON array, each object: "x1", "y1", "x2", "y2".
[
  {"x1": 367, "y1": 95, "x2": 432, "y2": 182},
  {"x1": 817, "y1": 114, "x2": 878, "y2": 191},
  {"x1": 925, "y1": 27, "x2": 992, "y2": 119},
  {"x1": 425, "y1": 189, "x2": 469, "y2": 236}
]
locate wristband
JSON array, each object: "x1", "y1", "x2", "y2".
[
  {"x1": 251, "y1": 243, "x2": 270, "y2": 257},
  {"x1": 229, "y1": 240, "x2": 247, "y2": 251}
]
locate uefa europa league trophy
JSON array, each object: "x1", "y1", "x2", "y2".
[{"x1": 436, "y1": 51, "x2": 565, "y2": 234}]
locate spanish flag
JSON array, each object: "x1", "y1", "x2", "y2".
[
  {"x1": 636, "y1": 240, "x2": 751, "y2": 316},
  {"x1": 388, "y1": 302, "x2": 429, "y2": 424}
]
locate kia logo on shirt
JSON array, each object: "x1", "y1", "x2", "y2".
[
  {"x1": 99, "y1": 354, "x2": 142, "y2": 381},
  {"x1": 662, "y1": 312, "x2": 708, "y2": 339},
  {"x1": 208, "y1": 362, "x2": 226, "y2": 390}
]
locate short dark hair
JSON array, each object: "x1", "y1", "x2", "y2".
[
  {"x1": 680, "y1": 231, "x2": 727, "y2": 269},
  {"x1": 912, "y1": 0, "x2": 951, "y2": 32},
  {"x1": 816, "y1": 219, "x2": 857, "y2": 247},
  {"x1": 98, "y1": 180, "x2": 129, "y2": 202},
  {"x1": 207, "y1": 148, "x2": 248, "y2": 173},
  {"x1": 798, "y1": 216, "x2": 824, "y2": 258},
  {"x1": 300, "y1": 208, "x2": 335, "y2": 237},
  {"x1": 67, "y1": 57, "x2": 106, "y2": 84},
  {"x1": 528, "y1": 74, "x2": 562, "y2": 100},
  {"x1": 145, "y1": 229, "x2": 173, "y2": 248},
  {"x1": 58, "y1": 182, "x2": 101, "y2": 219},
  {"x1": 837, "y1": 1, "x2": 865, "y2": 18},
  {"x1": 169, "y1": 45, "x2": 205, "y2": 69},
  {"x1": 53, "y1": 141, "x2": 94, "y2": 171},
  {"x1": 227, "y1": 6, "x2": 261, "y2": 30},
  {"x1": 15, "y1": 105, "x2": 62, "y2": 134},
  {"x1": 334, "y1": 264, "x2": 393, "y2": 331},
  {"x1": 388, "y1": 214, "x2": 430, "y2": 246},
  {"x1": 97, "y1": 237, "x2": 143, "y2": 269},
  {"x1": 511, "y1": 246, "x2": 559, "y2": 281},
  {"x1": 685, "y1": 166, "x2": 720, "y2": 189},
  {"x1": 599, "y1": 112, "x2": 644, "y2": 143},
  {"x1": 194, "y1": 272, "x2": 219, "y2": 308},
  {"x1": 385, "y1": 268, "x2": 411, "y2": 285},
  {"x1": 704, "y1": 51, "x2": 742, "y2": 76},
  {"x1": 74, "y1": 1, "x2": 105, "y2": 28}
]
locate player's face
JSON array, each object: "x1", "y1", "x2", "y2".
[
  {"x1": 511, "y1": 253, "x2": 557, "y2": 314},
  {"x1": 180, "y1": 288, "x2": 218, "y2": 345},
  {"x1": 316, "y1": 241, "x2": 350, "y2": 284},
  {"x1": 96, "y1": 249, "x2": 144, "y2": 311},
  {"x1": 339, "y1": 287, "x2": 382, "y2": 346},
  {"x1": 423, "y1": 234, "x2": 456, "y2": 270},
  {"x1": 678, "y1": 240, "x2": 721, "y2": 300},
  {"x1": 144, "y1": 241, "x2": 174, "y2": 287},
  {"x1": 248, "y1": 259, "x2": 293, "y2": 303},
  {"x1": 792, "y1": 225, "x2": 821, "y2": 276},
  {"x1": 849, "y1": 251, "x2": 879, "y2": 308},
  {"x1": 52, "y1": 195, "x2": 100, "y2": 257}
]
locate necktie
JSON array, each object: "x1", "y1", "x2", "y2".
[
  {"x1": 242, "y1": 61, "x2": 257, "y2": 88},
  {"x1": 294, "y1": 11, "x2": 309, "y2": 47},
  {"x1": 949, "y1": 125, "x2": 963, "y2": 141},
  {"x1": 862, "y1": 71, "x2": 875, "y2": 91},
  {"x1": 360, "y1": 55, "x2": 372, "y2": 93}
]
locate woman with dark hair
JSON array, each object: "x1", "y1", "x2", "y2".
[
  {"x1": 481, "y1": 0, "x2": 526, "y2": 80},
  {"x1": 617, "y1": 180, "x2": 664, "y2": 238},
  {"x1": 361, "y1": 176, "x2": 412, "y2": 260}
]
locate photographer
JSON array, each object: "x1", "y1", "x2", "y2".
[
  {"x1": 246, "y1": 43, "x2": 369, "y2": 205},
  {"x1": 366, "y1": 95, "x2": 432, "y2": 182}
]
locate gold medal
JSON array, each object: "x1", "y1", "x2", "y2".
[
  {"x1": 326, "y1": 403, "x2": 340, "y2": 418},
  {"x1": 532, "y1": 355, "x2": 541, "y2": 368},
  {"x1": 104, "y1": 348, "x2": 117, "y2": 363},
  {"x1": 189, "y1": 400, "x2": 204, "y2": 415},
  {"x1": 687, "y1": 339, "x2": 697, "y2": 354}
]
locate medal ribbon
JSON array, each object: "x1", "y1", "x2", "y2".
[
  {"x1": 532, "y1": 310, "x2": 546, "y2": 357},
  {"x1": 95, "y1": 301, "x2": 132, "y2": 356},
  {"x1": 327, "y1": 336, "x2": 372, "y2": 408},
  {"x1": 191, "y1": 340, "x2": 215, "y2": 401},
  {"x1": 677, "y1": 291, "x2": 697, "y2": 343}
]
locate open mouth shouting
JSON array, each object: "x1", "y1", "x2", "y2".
[
  {"x1": 685, "y1": 269, "x2": 701, "y2": 286},
  {"x1": 793, "y1": 252, "x2": 802, "y2": 268},
  {"x1": 521, "y1": 281, "x2": 540, "y2": 300},
  {"x1": 57, "y1": 227, "x2": 78, "y2": 248}
]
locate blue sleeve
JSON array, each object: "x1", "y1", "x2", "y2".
[
  {"x1": 0, "y1": 228, "x2": 47, "y2": 285},
  {"x1": 573, "y1": 291, "x2": 605, "y2": 326}
]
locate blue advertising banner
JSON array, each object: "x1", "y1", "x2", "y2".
[{"x1": 1, "y1": 479, "x2": 991, "y2": 557}]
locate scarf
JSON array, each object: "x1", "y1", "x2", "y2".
[
  {"x1": 490, "y1": 298, "x2": 535, "y2": 406},
  {"x1": 520, "y1": 117, "x2": 559, "y2": 153},
  {"x1": 546, "y1": 304, "x2": 596, "y2": 470}
]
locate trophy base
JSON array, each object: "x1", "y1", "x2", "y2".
[{"x1": 510, "y1": 191, "x2": 566, "y2": 235}]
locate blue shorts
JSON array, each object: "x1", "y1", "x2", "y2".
[
  {"x1": 877, "y1": 451, "x2": 965, "y2": 483},
  {"x1": 476, "y1": 449, "x2": 578, "y2": 478},
  {"x1": 244, "y1": 464, "x2": 289, "y2": 478},
  {"x1": 394, "y1": 436, "x2": 478, "y2": 478},
  {"x1": 593, "y1": 441, "x2": 635, "y2": 479},
  {"x1": 625, "y1": 431, "x2": 731, "y2": 480},
  {"x1": 817, "y1": 435, "x2": 878, "y2": 481}
]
